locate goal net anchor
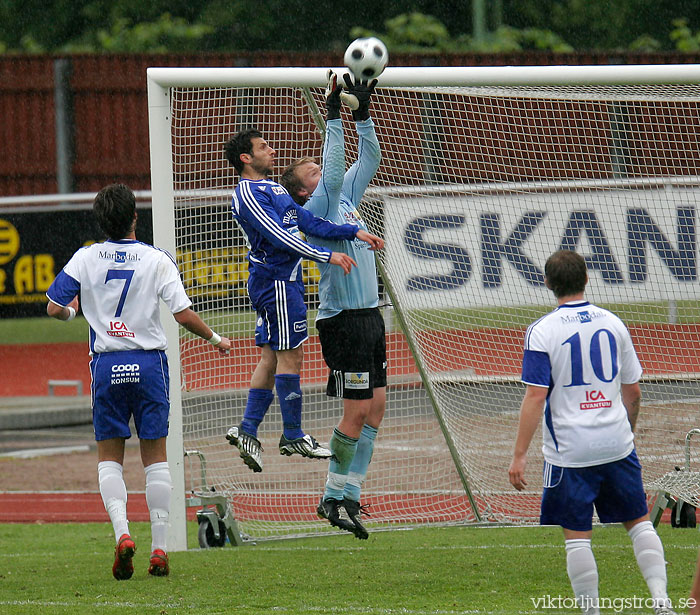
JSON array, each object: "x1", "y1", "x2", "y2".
[{"x1": 184, "y1": 448, "x2": 245, "y2": 548}]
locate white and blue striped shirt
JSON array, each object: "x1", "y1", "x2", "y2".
[{"x1": 46, "y1": 239, "x2": 191, "y2": 354}]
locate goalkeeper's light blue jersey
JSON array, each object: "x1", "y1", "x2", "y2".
[{"x1": 304, "y1": 118, "x2": 381, "y2": 320}]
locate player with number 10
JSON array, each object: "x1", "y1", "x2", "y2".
[{"x1": 508, "y1": 250, "x2": 676, "y2": 615}]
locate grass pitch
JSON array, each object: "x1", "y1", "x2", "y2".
[
  {"x1": 5, "y1": 299, "x2": 700, "y2": 345},
  {"x1": 0, "y1": 522, "x2": 697, "y2": 615}
]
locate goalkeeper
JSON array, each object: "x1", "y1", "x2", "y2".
[{"x1": 280, "y1": 71, "x2": 384, "y2": 540}]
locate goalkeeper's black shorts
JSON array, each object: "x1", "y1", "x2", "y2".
[{"x1": 316, "y1": 307, "x2": 387, "y2": 400}]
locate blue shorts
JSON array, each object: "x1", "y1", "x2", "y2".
[
  {"x1": 540, "y1": 449, "x2": 649, "y2": 531},
  {"x1": 90, "y1": 349, "x2": 170, "y2": 441},
  {"x1": 247, "y1": 275, "x2": 308, "y2": 350}
]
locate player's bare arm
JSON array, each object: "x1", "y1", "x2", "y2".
[
  {"x1": 509, "y1": 384, "x2": 548, "y2": 491},
  {"x1": 46, "y1": 295, "x2": 79, "y2": 321},
  {"x1": 621, "y1": 382, "x2": 641, "y2": 432},
  {"x1": 173, "y1": 308, "x2": 231, "y2": 354},
  {"x1": 329, "y1": 251, "x2": 358, "y2": 274}
]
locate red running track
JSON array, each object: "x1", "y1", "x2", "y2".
[
  {"x1": 0, "y1": 492, "x2": 204, "y2": 523},
  {"x1": 0, "y1": 492, "x2": 684, "y2": 525}
]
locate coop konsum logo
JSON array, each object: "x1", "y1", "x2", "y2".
[{"x1": 110, "y1": 362, "x2": 140, "y2": 385}]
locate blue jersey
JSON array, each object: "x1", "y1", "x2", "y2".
[
  {"x1": 232, "y1": 178, "x2": 358, "y2": 282},
  {"x1": 304, "y1": 118, "x2": 381, "y2": 319}
]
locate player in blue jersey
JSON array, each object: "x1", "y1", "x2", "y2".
[
  {"x1": 281, "y1": 72, "x2": 385, "y2": 539},
  {"x1": 46, "y1": 183, "x2": 231, "y2": 580},
  {"x1": 508, "y1": 250, "x2": 676, "y2": 615},
  {"x1": 222, "y1": 95, "x2": 383, "y2": 475}
]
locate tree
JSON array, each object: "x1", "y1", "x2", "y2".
[
  {"x1": 1, "y1": 0, "x2": 700, "y2": 54},
  {"x1": 351, "y1": 13, "x2": 573, "y2": 53}
]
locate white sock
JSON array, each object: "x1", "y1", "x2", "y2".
[
  {"x1": 628, "y1": 520, "x2": 671, "y2": 608},
  {"x1": 565, "y1": 539, "x2": 599, "y2": 614},
  {"x1": 145, "y1": 462, "x2": 172, "y2": 552},
  {"x1": 98, "y1": 461, "x2": 129, "y2": 541}
]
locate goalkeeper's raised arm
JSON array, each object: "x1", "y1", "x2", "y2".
[
  {"x1": 340, "y1": 72, "x2": 381, "y2": 211},
  {"x1": 281, "y1": 69, "x2": 388, "y2": 540}
]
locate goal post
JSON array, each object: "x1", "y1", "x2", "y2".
[{"x1": 147, "y1": 65, "x2": 700, "y2": 550}]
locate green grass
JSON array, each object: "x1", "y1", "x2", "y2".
[
  {"x1": 5, "y1": 300, "x2": 700, "y2": 345},
  {"x1": 0, "y1": 312, "x2": 255, "y2": 346},
  {"x1": 0, "y1": 522, "x2": 697, "y2": 614},
  {"x1": 0, "y1": 310, "x2": 309, "y2": 345},
  {"x1": 408, "y1": 301, "x2": 700, "y2": 331},
  {"x1": 0, "y1": 316, "x2": 91, "y2": 345}
]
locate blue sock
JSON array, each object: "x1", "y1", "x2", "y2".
[
  {"x1": 324, "y1": 428, "x2": 359, "y2": 501},
  {"x1": 343, "y1": 424, "x2": 378, "y2": 502},
  {"x1": 275, "y1": 374, "x2": 304, "y2": 439},
  {"x1": 240, "y1": 388, "x2": 274, "y2": 438}
]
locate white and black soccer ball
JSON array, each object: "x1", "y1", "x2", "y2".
[{"x1": 344, "y1": 37, "x2": 389, "y2": 81}]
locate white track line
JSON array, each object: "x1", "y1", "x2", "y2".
[{"x1": 0, "y1": 445, "x2": 90, "y2": 458}]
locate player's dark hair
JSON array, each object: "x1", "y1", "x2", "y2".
[
  {"x1": 93, "y1": 183, "x2": 136, "y2": 240},
  {"x1": 544, "y1": 250, "x2": 588, "y2": 298},
  {"x1": 224, "y1": 127, "x2": 263, "y2": 174},
  {"x1": 280, "y1": 157, "x2": 316, "y2": 205}
]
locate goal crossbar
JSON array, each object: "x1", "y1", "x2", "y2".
[{"x1": 147, "y1": 64, "x2": 700, "y2": 88}]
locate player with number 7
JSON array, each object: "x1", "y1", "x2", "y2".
[{"x1": 46, "y1": 183, "x2": 231, "y2": 580}]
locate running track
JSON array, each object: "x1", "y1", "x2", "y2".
[
  {"x1": 0, "y1": 492, "x2": 683, "y2": 525},
  {"x1": 2, "y1": 324, "x2": 698, "y2": 523}
]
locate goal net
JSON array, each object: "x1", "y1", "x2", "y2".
[{"x1": 148, "y1": 66, "x2": 700, "y2": 547}]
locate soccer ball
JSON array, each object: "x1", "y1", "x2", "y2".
[{"x1": 344, "y1": 37, "x2": 389, "y2": 81}]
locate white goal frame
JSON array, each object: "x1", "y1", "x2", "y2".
[{"x1": 147, "y1": 64, "x2": 700, "y2": 551}]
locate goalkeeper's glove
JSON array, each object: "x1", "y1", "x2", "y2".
[
  {"x1": 342, "y1": 73, "x2": 377, "y2": 121},
  {"x1": 325, "y1": 70, "x2": 342, "y2": 121}
]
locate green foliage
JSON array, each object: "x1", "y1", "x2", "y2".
[
  {"x1": 92, "y1": 13, "x2": 213, "y2": 53},
  {"x1": 351, "y1": 12, "x2": 451, "y2": 50},
  {"x1": 352, "y1": 13, "x2": 573, "y2": 53},
  {"x1": 670, "y1": 18, "x2": 700, "y2": 52},
  {"x1": 0, "y1": 0, "x2": 699, "y2": 54},
  {"x1": 17, "y1": 34, "x2": 46, "y2": 53},
  {"x1": 471, "y1": 25, "x2": 574, "y2": 53},
  {"x1": 628, "y1": 34, "x2": 662, "y2": 52}
]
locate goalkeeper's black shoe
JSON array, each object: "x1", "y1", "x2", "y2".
[
  {"x1": 343, "y1": 498, "x2": 370, "y2": 540},
  {"x1": 317, "y1": 498, "x2": 356, "y2": 534}
]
